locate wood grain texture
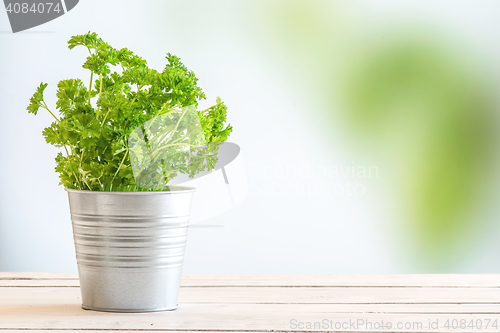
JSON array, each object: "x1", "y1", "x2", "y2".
[
  {"x1": 0, "y1": 272, "x2": 78, "y2": 280},
  {"x1": 0, "y1": 273, "x2": 499, "y2": 332},
  {"x1": 3, "y1": 286, "x2": 498, "y2": 304},
  {"x1": 1, "y1": 273, "x2": 499, "y2": 287}
]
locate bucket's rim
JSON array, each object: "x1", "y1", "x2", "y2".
[{"x1": 65, "y1": 186, "x2": 196, "y2": 194}]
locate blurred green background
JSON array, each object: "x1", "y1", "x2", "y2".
[{"x1": 253, "y1": 0, "x2": 500, "y2": 269}]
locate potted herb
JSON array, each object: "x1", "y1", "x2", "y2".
[{"x1": 27, "y1": 32, "x2": 232, "y2": 312}]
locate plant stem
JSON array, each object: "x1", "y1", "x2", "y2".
[
  {"x1": 102, "y1": 108, "x2": 111, "y2": 125},
  {"x1": 80, "y1": 148, "x2": 85, "y2": 167},
  {"x1": 88, "y1": 70, "x2": 94, "y2": 104},
  {"x1": 41, "y1": 102, "x2": 60, "y2": 123},
  {"x1": 166, "y1": 107, "x2": 189, "y2": 144},
  {"x1": 95, "y1": 75, "x2": 103, "y2": 119},
  {"x1": 61, "y1": 146, "x2": 80, "y2": 188},
  {"x1": 111, "y1": 149, "x2": 129, "y2": 183},
  {"x1": 40, "y1": 102, "x2": 84, "y2": 169},
  {"x1": 151, "y1": 106, "x2": 190, "y2": 147},
  {"x1": 81, "y1": 175, "x2": 92, "y2": 190}
]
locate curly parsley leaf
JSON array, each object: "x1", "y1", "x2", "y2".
[{"x1": 27, "y1": 82, "x2": 48, "y2": 115}]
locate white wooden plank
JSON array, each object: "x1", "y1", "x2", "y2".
[
  {"x1": 1, "y1": 273, "x2": 499, "y2": 287},
  {"x1": 0, "y1": 280, "x2": 80, "y2": 287},
  {"x1": 1, "y1": 274, "x2": 499, "y2": 333},
  {"x1": 1, "y1": 300, "x2": 498, "y2": 315},
  {"x1": 181, "y1": 274, "x2": 500, "y2": 287},
  {"x1": 0, "y1": 272, "x2": 78, "y2": 280},
  {"x1": 1, "y1": 286, "x2": 498, "y2": 307},
  {"x1": 180, "y1": 286, "x2": 500, "y2": 304},
  {"x1": 4, "y1": 286, "x2": 497, "y2": 304},
  {"x1": 0, "y1": 301, "x2": 499, "y2": 332}
]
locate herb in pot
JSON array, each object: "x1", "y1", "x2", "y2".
[{"x1": 27, "y1": 32, "x2": 232, "y2": 191}]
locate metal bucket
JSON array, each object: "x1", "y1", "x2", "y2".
[{"x1": 66, "y1": 187, "x2": 195, "y2": 312}]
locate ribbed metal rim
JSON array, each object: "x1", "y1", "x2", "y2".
[{"x1": 65, "y1": 186, "x2": 196, "y2": 194}]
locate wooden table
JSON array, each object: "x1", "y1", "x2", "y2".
[{"x1": 0, "y1": 273, "x2": 499, "y2": 332}]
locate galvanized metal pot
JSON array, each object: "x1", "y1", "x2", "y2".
[{"x1": 66, "y1": 187, "x2": 195, "y2": 312}]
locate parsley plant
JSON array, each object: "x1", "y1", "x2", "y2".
[{"x1": 27, "y1": 32, "x2": 232, "y2": 191}]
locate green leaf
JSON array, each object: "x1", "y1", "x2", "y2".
[
  {"x1": 56, "y1": 79, "x2": 88, "y2": 116},
  {"x1": 27, "y1": 82, "x2": 48, "y2": 115},
  {"x1": 67, "y1": 31, "x2": 103, "y2": 50}
]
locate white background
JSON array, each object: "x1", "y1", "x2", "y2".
[{"x1": 1, "y1": 0, "x2": 500, "y2": 273}]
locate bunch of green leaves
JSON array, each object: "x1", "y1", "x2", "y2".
[
  {"x1": 128, "y1": 105, "x2": 212, "y2": 190},
  {"x1": 27, "y1": 32, "x2": 232, "y2": 191}
]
